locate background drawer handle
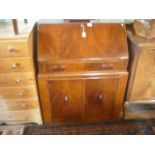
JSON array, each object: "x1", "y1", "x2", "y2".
[
  {"x1": 8, "y1": 47, "x2": 14, "y2": 53},
  {"x1": 16, "y1": 78, "x2": 21, "y2": 83},
  {"x1": 12, "y1": 63, "x2": 19, "y2": 69},
  {"x1": 21, "y1": 104, "x2": 28, "y2": 108},
  {"x1": 19, "y1": 92, "x2": 24, "y2": 96}
]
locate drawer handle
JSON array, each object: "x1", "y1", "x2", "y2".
[
  {"x1": 101, "y1": 64, "x2": 113, "y2": 69},
  {"x1": 12, "y1": 63, "x2": 19, "y2": 69},
  {"x1": 53, "y1": 65, "x2": 66, "y2": 71},
  {"x1": 19, "y1": 92, "x2": 24, "y2": 96},
  {"x1": 21, "y1": 104, "x2": 28, "y2": 108},
  {"x1": 64, "y1": 96, "x2": 69, "y2": 102},
  {"x1": 16, "y1": 78, "x2": 21, "y2": 83},
  {"x1": 8, "y1": 47, "x2": 14, "y2": 53}
]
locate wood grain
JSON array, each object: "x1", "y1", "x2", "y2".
[
  {"x1": 38, "y1": 23, "x2": 128, "y2": 61},
  {"x1": 37, "y1": 22, "x2": 129, "y2": 124}
]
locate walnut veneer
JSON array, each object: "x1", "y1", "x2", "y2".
[{"x1": 37, "y1": 21, "x2": 129, "y2": 124}]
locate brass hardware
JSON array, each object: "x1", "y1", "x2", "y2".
[
  {"x1": 19, "y1": 92, "x2": 24, "y2": 96},
  {"x1": 8, "y1": 47, "x2": 14, "y2": 53},
  {"x1": 21, "y1": 104, "x2": 26, "y2": 108},
  {"x1": 12, "y1": 63, "x2": 17, "y2": 68},
  {"x1": 99, "y1": 94, "x2": 103, "y2": 100},
  {"x1": 64, "y1": 96, "x2": 69, "y2": 102},
  {"x1": 16, "y1": 78, "x2": 21, "y2": 83}
]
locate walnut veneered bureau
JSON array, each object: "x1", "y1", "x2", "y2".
[
  {"x1": 37, "y1": 20, "x2": 129, "y2": 124},
  {"x1": 125, "y1": 26, "x2": 155, "y2": 120},
  {"x1": 0, "y1": 22, "x2": 42, "y2": 124}
]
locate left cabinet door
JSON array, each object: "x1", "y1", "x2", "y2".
[{"x1": 38, "y1": 76, "x2": 84, "y2": 124}]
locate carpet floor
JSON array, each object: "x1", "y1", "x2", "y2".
[{"x1": 23, "y1": 119, "x2": 155, "y2": 135}]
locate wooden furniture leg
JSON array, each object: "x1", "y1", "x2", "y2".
[
  {"x1": 24, "y1": 19, "x2": 28, "y2": 24},
  {"x1": 12, "y1": 19, "x2": 19, "y2": 35}
]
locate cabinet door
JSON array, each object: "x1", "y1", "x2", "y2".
[
  {"x1": 48, "y1": 79, "x2": 83, "y2": 123},
  {"x1": 84, "y1": 77, "x2": 118, "y2": 121}
]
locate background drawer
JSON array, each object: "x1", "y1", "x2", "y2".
[
  {"x1": 0, "y1": 72, "x2": 35, "y2": 87},
  {"x1": 0, "y1": 98, "x2": 39, "y2": 111},
  {"x1": 0, "y1": 39, "x2": 29, "y2": 58},
  {"x1": 0, "y1": 86, "x2": 37, "y2": 100},
  {"x1": 0, "y1": 109, "x2": 42, "y2": 124},
  {"x1": 0, "y1": 58, "x2": 33, "y2": 73},
  {"x1": 38, "y1": 59, "x2": 128, "y2": 74}
]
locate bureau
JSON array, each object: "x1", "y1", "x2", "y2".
[
  {"x1": 125, "y1": 26, "x2": 155, "y2": 120},
  {"x1": 37, "y1": 20, "x2": 129, "y2": 124},
  {"x1": 0, "y1": 22, "x2": 42, "y2": 124}
]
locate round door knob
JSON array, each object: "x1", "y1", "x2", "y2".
[
  {"x1": 12, "y1": 64, "x2": 17, "y2": 68},
  {"x1": 64, "y1": 96, "x2": 69, "y2": 102},
  {"x1": 21, "y1": 104, "x2": 26, "y2": 108},
  {"x1": 8, "y1": 47, "x2": 14, "y2": 53},
  {"x1": 19, "y1": 92, "x2": 24, "y2": 96},
  {"x1": 98, "y1": 94, "x2": 103, "y2": 100},
  {"x1": 16, "y1": 78, "x2": 21, "y2": 83}
]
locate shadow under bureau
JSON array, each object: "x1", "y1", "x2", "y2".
[
  {"x1": 0, "y1": 22, "x2": 42, "y2": 124},
  {"x1": 37, "y1": 20, "x2": 129, "y2": 124}
]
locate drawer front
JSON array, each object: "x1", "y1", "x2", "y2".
[
  {"x1": 0, "y1": 58, "x2": 33, "y2": 73},
  {"x1": 38, "y1": 59, "x2": 128, "y2": 74},
  {"x1": 0, "y1": 98, "x2": 39, "y2": 111},
  {"x1": 0, "y1": 72, "x2": 35, "y2": 87},
  {"x1": 0, "y1": 86, "x2": 37, "y2": 100},
  {"x1": 0, "y1": 109, "x2": 42, "y2": 124},
  {"x1": 0, "y1": 40, "x2": 29, "y2": 58}
]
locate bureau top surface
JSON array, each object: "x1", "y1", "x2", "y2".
[
  {"x1": 38, "y1": 22, "x2": 129, "y2": 61},
  {"x1": 0, "y1": 22, "x2": 34, "y2": 40}
]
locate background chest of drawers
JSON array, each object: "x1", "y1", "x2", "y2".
[
  {"x1": 0, "y1": 22, "x2": 42, "y2": 124},
  {"x1": 37, "y1": 21, "x2": 129, "y2": 124},
  {"x1": 125, "y1": 26, "x2": 155, "y2": 120}
]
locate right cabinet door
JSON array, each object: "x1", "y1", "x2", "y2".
[{"x1": 84, "y1": 77, "x2": 118, "y2": 122}]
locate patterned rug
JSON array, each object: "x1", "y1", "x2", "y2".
[{"x1": 23, "y1": 119, "x2": 155, "y2": 135}]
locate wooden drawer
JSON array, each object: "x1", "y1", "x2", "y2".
[
  {"x1": 0, "y1": 98, "x2": 39, "y2": 111},
  {"x1": 0, "y1": 109, "x2": 42, "y2": 124},
  {"x1": 0, "y1": 58, "x2": 33, "y2": 73},
  {"x1": 0, "y1": 72, "x2": 35, "y2": 87},
  {"x1": 38, "y1": 59, "x2": 128, "y2": 74},
  {"x1": 0, "y1": 86, "x2": 37, "y2": 100},
  {"x1": 0, "y1": 39, "x2": 29, "y2": 58}
]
